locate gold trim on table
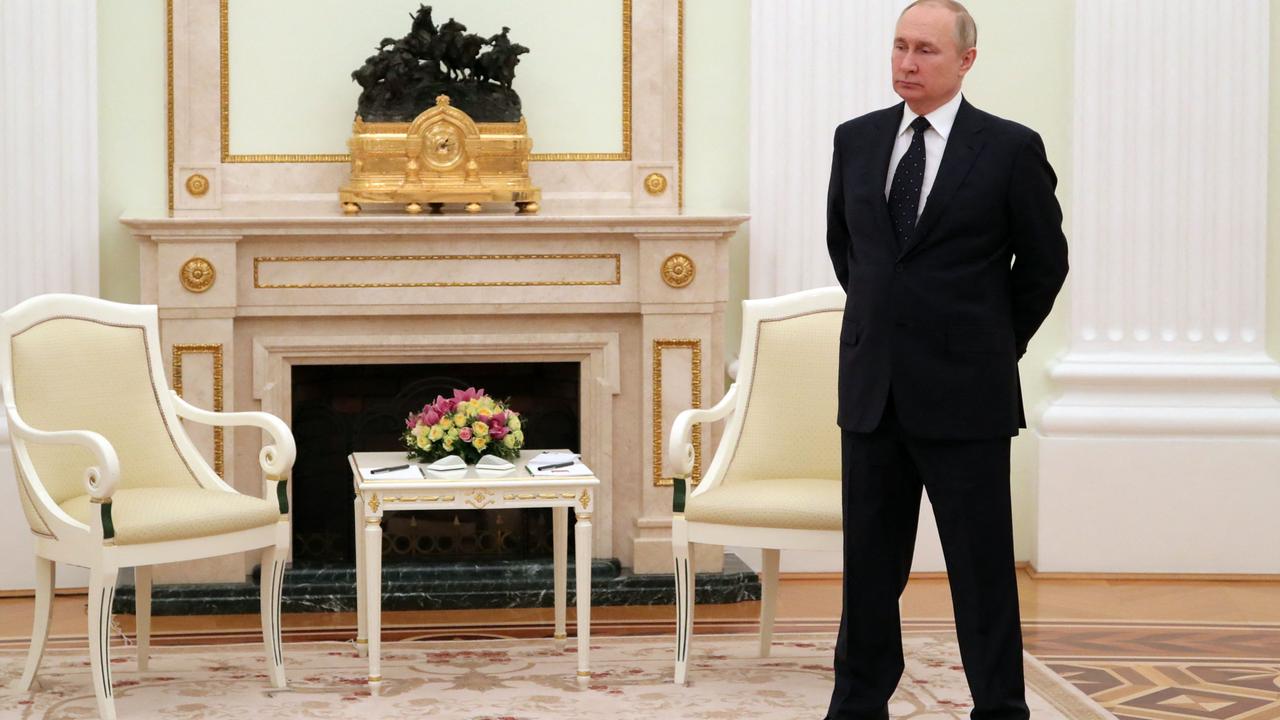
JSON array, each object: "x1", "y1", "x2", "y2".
[
  {"x1": 171, "y1": 343, "x2": 224, "y2": 476},
  {"x1": 218, "y1": 0, "x2": 633, "y2": 164},
  {"x1": 252, "y1": 253, "x2": 622, "y2": 290},
  {"x1": 652, "y1": 339, "x2": 702, "y2": 486}
]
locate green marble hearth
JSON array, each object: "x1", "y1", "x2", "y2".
[{"x1": 111, "y1": 555, "x2": 761, "y2": 616}]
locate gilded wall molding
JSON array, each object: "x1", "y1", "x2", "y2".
[
  {"x1": 217, "y1": 0, "x2": 632, "y2": 164},
  {"x1": 252, "y1": 253, "x2": 622, "y2": 290},
  {"x1": 171, "y1": 343, "x2": 225, "y2": 476},
  {"x1": 652, "y1": 338, "x2": 702, "y2": 486}
]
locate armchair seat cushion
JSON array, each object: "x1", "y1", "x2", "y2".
[
  {"x1": 684, "y1": 478, "x2": 841, "y2": 531},
  {"x1": 60, "y1": 487, "x2": 281, "y2": 545}
]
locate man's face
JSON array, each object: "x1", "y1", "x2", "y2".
[{"x1": 892, "y1": 4, "x2": 976, "y2": 114}]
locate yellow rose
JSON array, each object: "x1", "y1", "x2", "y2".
[
  {"x1": 440, "y1": 417, "x2": 453, "y2": 429},
  {"x1": 512, "y1": 430, "x2": 524, "y2": 445},
  {"x1": 473, "y1": 437, "x2": 488, "y2": 450},
  {"x1": 508, "y1": 415, "x2": 521, "y2": 431},
  {"x1": 415, "y1": 436, "x2": 431, "y2": 450},
  {"x1": 428, "y1": 425, "x2": 444, "y2": 441},
  {"x1": 502, "y1": 434, "x2": 517, "y2": 449},
  {"x1": 443, "y1": 438, "x2": 454, "y2": 451},
  {"x1": 471, "y1": 421, "x2": 489, "y2": 436},
  {"x1": 453, "y1": 413, "x2": 466, "y2": 427},
  {"x1": 447, "y1": 427, "x2": 459, "y2": 439},
  {"x1": 478, "y1": 407, "x2": 492, "y2": 418}
]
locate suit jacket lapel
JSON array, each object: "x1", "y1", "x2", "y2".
[
  {"x1": 901, "y1": 98, "x2": 986, "y2": 258},
  {"x1": 860, "y1": 104, "x2": 903, "y2": 241}
]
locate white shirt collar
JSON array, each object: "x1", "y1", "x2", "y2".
[{"x1": 897, "y1": 91, "x2": 964, "y2": 140}]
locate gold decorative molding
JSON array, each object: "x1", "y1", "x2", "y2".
[
  {"x1": 368, "y1": 493, "x2": 380, "y2": 514},
  {"x1": 651, "y1": 339, "x2": 702, "y2": 486},
  {"x1": 579, "y1": 489, "x2": 592, "y2": 511},
  {"x1": 661, "y1": 253, "x2": 696, "y2": 288},
  {"x1": 644, "y1": 172, "x2": 668, "y2": 195},
  {"x1": 505, "y1": 492, "x2": 577, "y2": 502},
  {"x1": 252, "y1": 253, "x2": 622, "y2": 290},
  {"x1": 381, "y1": 495, "x2": 456, "y2": 504},
  {"x1": 466, "y1": 489, "x2": 495, "y2": 509},
  {"x1": 166, "y1": 0, "x2": 175, "y2": 213},
  {"x1": 179, "y1": 257, "x2": 216, "y2": 293},
  {"x1": 172, "y1": 343, "x2": 224, "y2": 476},
  {"x1": 184, "y1": 173, "x2": 209, "y2": 197},
  {"x1": 678, "y1": 0, "x2": 685, "y2": 209},
  {"x1": 218, "y1": 0, "x2": 633, "y2": 163}
]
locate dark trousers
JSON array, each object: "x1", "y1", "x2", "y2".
[{"x1": 825, "y1": 395, "x2": 1028, "y2": 720}]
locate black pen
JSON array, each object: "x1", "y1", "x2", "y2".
[
  {"x1": 369, "y1": 464, "x2": 410, "y2": 474},
  {"x1": 535, "y1": 461, "x2": 575, "y2": 470}
]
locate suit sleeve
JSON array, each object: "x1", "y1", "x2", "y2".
[
  {"x1": 826, "y1": 128, "x2": 850, "y2": 291},
  {"x1": 1007, "y1": 132, "x2": 1069, "y2": 359}
]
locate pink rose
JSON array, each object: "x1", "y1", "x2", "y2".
[
  {"x1": 490, "y1": 413, "x2": 506, "y2": 428},
  {"x1": 423, "y1": 409, "x2": 440, "y2": 426},
  {"x1": 458, "y1": 427, "x2": 473, "y2": 441}
]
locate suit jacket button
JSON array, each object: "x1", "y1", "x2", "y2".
[{"x1": 895, "y1": 263, "x2": 905, "y2": 273}]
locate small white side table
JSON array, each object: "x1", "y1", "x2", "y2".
[{"x1": 348, "y1": 450, "x2": 600, "y2": 685}]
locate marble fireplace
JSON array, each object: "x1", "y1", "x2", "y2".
[{"x1": 123, "y1": 208, "x2": 747, "y2": 584}]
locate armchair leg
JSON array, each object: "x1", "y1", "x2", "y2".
[
  {"x1": 16, "y1": 556, "x2": 55, "y2": 691},
  {"x1": 672, "y1": 516, "x2": 695, "y2": 685},
  {"x1": 260, "y1": 543, "x2": 288, "y2": 689},
  {"x1": 759, "y1": 548, "x2": 780, "y2": 658},
  {"x1": 135, "y1": 566, "x2": 151, "y2": 672},
  {"x1": 88, "y1": 565, "x2": 119, "y2": 720}
]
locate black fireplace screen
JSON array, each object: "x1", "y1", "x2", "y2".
[{"x1": 289, "y1": 362, "x2": 580, "y2": 565}]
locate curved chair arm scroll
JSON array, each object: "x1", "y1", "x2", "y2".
[
  {"x1": 5, "y1": 404, "x2": 120, "y2": 502},
  {"x1": 170, "y1": 392, "x2": 297, "y2": 478},
  {"x1": 667, "y1": 383, "x2": 738, "y2": 478}
]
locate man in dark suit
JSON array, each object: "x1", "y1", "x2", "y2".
[{"x1": 824, "y1": 1, "x2": 1068, "y2": 719}]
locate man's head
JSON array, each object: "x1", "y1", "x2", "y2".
[{"x1": 892, "y1": 0, "x2": 977, "y2": 115}]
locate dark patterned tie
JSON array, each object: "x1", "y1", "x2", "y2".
[{"x1": 887, "y1": 116, "x2": 931, "y2": 253}]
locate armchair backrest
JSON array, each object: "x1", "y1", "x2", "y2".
[
  {"x1": 1, "y1": 295, "x2": 211, "y2": 528},
  {"x1": 711, "y1": 287, "x2": 844, "y2": 487}
]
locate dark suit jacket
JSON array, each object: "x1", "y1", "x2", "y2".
[{"x1": 827, "y1": 98, "x2": 1068, "y2": 438}]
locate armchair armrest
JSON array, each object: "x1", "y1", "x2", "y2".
[
  {"x1": 667, "y1": 383, "x2": 738, "y2": 478},
  {"x1": 5, "y1": 404, "x2": 120, "y2": 502},
  {"x1": 171, "y1": 392, "x2": 296, "y2": 478}
]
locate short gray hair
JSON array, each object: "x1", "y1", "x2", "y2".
[{"x1": 900, "y1": 0, "x2": 978, "y2": 51}]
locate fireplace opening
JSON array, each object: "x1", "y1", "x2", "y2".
[{"x1": 290, "y1": 361, "x2": 580, "y2": 565}]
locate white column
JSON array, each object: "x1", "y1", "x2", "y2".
[
  {"x1": 1035, "y1": 0, "x2": 1280, "y2": 573},
  {"x1": 0, "y1": 0, "x2": 100, "y2": 591},
  {"x1": 748, "y1": 0, "x2": 906, "y2": 299}
]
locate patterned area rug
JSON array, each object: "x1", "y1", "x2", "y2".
[{"x1": 1, "y1": 632, "x2": 1113, "y2": 719}]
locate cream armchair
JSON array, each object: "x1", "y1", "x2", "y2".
[
  {"x1": 1, "y1": 294, "x2": 296, "y2": 720},
  {"x1": 668, "y1": 286, "x2": 844, "y2": 684}
]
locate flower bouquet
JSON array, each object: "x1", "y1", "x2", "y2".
[{"x1": 403, "y1": 387, "x2": 525, "y2": 464}]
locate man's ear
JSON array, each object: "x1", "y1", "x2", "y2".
[{"x1": 959, "y1": 47, "x2": 977, "y2": 77}]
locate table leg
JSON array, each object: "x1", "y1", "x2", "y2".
[
  {"x1": 354, "y1": 495, "x2": 367, "y2": 658},
  {"x1": 364, "y1": 514, "x2": 382, "y2": 684},
  {"x1": 575, "y1": 510, "x2": 592, "y2": 682},
  {"x1": 553, "y1": 506, "x2": 568, "y2": 648}
]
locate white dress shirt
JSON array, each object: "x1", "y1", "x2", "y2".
[{"x1": 884, "y1": 91, "x2": 964, "y2": 219}]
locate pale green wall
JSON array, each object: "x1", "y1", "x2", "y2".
[
  {"x1": 98, "y1": 0, "x2": 164, "y2": 302},
  {"x1": 683, "y1": 0, "x2": 751, "y2": 361}
]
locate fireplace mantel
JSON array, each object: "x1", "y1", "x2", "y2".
[{"x1": 123, "y1": 206, "x2": 747, "y2": 583}]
